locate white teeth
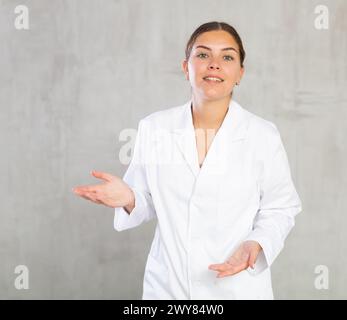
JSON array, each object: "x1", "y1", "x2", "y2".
[{"x1": 204, "y1": 77, "x2": 223, "y2": 82}]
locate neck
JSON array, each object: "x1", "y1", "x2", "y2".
[{"x1": 191, "y1": 95, "x2": 231, "y2": 130}]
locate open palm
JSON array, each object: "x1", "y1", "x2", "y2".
[
  {"x1": 208, "y1": 240, "x2": 262, "y2": 278},
  {"x1": 73, "y1": 170, "x2": 134, "y2": 209}
]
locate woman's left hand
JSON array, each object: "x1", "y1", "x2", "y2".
[{"x1": 208, "y1": 240, "x2": 262, "y2": 278}]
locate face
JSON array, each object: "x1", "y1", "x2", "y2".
[{"x1": 182, "y1": 30, "x2": 244, "y2": 101}]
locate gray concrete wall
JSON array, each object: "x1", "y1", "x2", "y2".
[{"x1": 0, "y1": 0, "x2": 346, "y2": 299}]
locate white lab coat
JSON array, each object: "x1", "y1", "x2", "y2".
[{"x1": 114, "y1": 99, "x2": 302, "y2": 300}]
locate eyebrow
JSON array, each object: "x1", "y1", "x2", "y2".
[{"x1": 195, "y1": 45, "x2": 238, "y2": 53}]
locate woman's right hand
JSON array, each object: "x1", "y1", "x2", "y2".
[{"x1": 72, "y1": 170, "x2": 135, "y2": 211}]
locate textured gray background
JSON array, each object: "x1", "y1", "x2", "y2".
[{"x1": 0, "y1": 0, "x2": 346, "y2": 299}]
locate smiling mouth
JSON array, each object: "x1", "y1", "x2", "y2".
[{"x1": 203, "y1": 77, "x2": 224, "y2": 82}]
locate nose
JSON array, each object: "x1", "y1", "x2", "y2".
[{"x1": 208, "y1": 59, "x2": 220, "y2": 70}]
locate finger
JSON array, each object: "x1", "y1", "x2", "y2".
[
  {"x1": 208, "y1": 263, "x2": 231, "y2": 272},
  {"x1": 217, "y1": 270, "x2": 236, "y2": 278},
  {"x1": 248, "y1": 248, "x2": 259, "y2": 269},
  {"x1": 87, "y1": 198, "x2": 103, "y2": 205},
  {"x1": 216, "y1": 264, "x2": 245, "y2": 278},
  {"x1": 73, "y1": 185, "x2": 100, "y2": 193},
  {"x1": 91, "y1": 170, "x2": 113, "y2": 182},
  {"x1": 76, "y1": 191, "x2": 94, "y2": 199},
  {"x1": 72, "y1": 187, "x2": 84, "y2": 195},
  {"x1": 77, "y1": 193, "x2": 89, "y2": 200},
  {"x1": 81, "y1": 192, "x2": 103, "y2": 204},
  {"x1": 216, "y1": 257, "x2": 250, "y2": 277},
  {"x1": 216, "y1": 265, "x2": 238, "y2": 278},
  {"x1": 88, "y1": 198, "x2": 103, "y2": 205},
  {"x1": 74, "y1": 187, "x2": 107, "y2": 206},
  {"x1": 77, "y1": 192, "x2": 95, "y2": 201},
  {"x1": 209, "y1": 263, "x2": 223, "y2": 271},
  {"x1": 74, "y1": 190, "x2": 95, "y2": 200}
]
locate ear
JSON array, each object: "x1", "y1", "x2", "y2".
[
  {"x1": 181, "y1": 59, "x2": 189, "y2": 80},
  {"x1": 238, "y1": 66, "x2": 245, "y2": 83}
]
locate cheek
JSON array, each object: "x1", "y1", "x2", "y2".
[
  {"x1": 188, "y1": 60, "x2": 206, "y2": 78},
  {"x1": 226, "y1": 65, "x2": 242, "y2": 78}
]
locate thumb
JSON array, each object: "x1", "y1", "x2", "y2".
[
  {"x1": 91, "y1": 170, "x2": 113, "y2": 182},
  {"x1": 248, "y1": 248, "x2": 259, "y2": 269}
]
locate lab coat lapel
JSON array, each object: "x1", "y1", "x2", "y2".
[
  {"x1": 201, "y1": 99, "x2": 248, "y2": 176},
  {"x1": 172, "y1": 100, "x2": 200, "y2": 178},
  {"x1": 171, "y1": 99, "x2": 249, "y2": 178}
]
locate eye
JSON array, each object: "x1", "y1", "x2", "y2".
[
  {"x1": 197, "y1": 53, "x2": 208, "y2": 58},
  {"x1": 224, "y1": 55, "x2": 234, "y2": 61}
]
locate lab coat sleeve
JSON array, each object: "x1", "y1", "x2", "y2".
[
  {"x1": 114, "y1": 119, "x2": 156, "y2": 231},
  {"x1": 245, "y1": 124, "x2": 302, "y2": 275}
]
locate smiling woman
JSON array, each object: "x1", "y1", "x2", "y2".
[
  {"x1": 182, "y1": 24, "x2": 245, "y2": 103},
  {"x1": 73, "y1": 21, "x2": 302, "y2": 300}
]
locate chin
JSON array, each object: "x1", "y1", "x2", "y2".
[{"x1": 201, "y1": 92, "x2": 229, "y2": 101}]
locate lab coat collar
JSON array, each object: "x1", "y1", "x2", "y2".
[{"x1": 171, "y1": 98, "x2": 250, "y2": 177}]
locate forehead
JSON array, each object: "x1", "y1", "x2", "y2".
[{"x1": 193, "y1": 30, "x2": 238, "y2": 49}]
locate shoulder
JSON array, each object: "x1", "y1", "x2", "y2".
[
  {"x1": 237, "y1": 102, "x2": 281, "y2": 142},
  {"x1": 232, "y1": 101, "x2": 284, "y2": 156}
]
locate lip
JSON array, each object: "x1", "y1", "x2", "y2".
[{"x1": 203, "y1": 75, "x2": 224, "y2": 82}]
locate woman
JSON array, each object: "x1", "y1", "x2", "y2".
[{"x1": 73, "y1": 21, "x2": 302, "y2": 299}]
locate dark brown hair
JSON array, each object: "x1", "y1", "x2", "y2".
[{"x1": 185, "y1": 21, "x2": 246, "y2": 68}]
